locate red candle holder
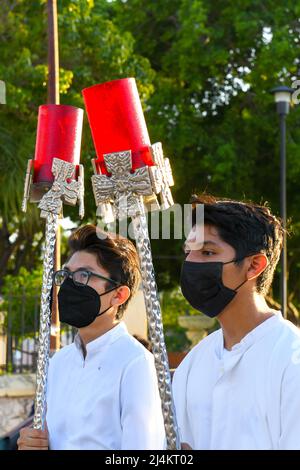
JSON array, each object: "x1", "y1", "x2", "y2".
[
  {"x1": 30, "y1": 104, "x2": 83, "y2": 201},
  {"x1": 82, "y1": 78, "x2": 154, "y2": 174}
]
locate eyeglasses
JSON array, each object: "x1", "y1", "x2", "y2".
[{"x1": 53, "y1": 269, "x2": 120, "y2": 288}]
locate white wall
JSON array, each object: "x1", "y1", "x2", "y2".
[{"x1": 123, "y1": 284, "x2": 148, "y2": 339}]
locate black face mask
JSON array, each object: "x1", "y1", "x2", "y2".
[
  {"x1": 180, "y1": 259, "x2": 247, "y2": 318},
  {"x1": 57, "y1": 278, "x2": 118, "y2": 328}
]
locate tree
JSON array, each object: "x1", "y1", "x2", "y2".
[
  {"x1": 1, "y1": 0, "x2": 300, "y2": 323},
  {"x1": 113, "y1": 0, "x2": 300, "y2": 321},
  {"x1": 0, "y1": 0, "x2": 155, "y2": 287}
]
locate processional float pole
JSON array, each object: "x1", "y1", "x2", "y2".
[
  {"x1": 47, "y1": 0, "x2": 61, "y2": 353},
  {"x1": 82, "y1": 78, "x2": 180, "y2": 449},
  {"x1": 22, "y1": 104, "x2": 84, "y2": 429}
]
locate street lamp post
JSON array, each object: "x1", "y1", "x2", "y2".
[
  {"x1": 0, "y1": 81, "x2": 5, "y2": 105},
  {"x1": 271, "y1": 85, "x2": 293, "y2": 319}
]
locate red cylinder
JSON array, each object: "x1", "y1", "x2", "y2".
[
  {"x1": 33, "y1": 104, "x2": 83, "y2": 184},
  {"x1": 82, "y1": 78, "x2": 154, "y2": 174}
]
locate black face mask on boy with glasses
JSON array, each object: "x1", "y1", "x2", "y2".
[{"x1": 52, "y1": 268, "x2": 120, "y2": 328}]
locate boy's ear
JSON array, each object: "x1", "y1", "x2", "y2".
[
  {"x1": 247, "y1": 253, "x2": 268, "y2": 281},
  {"x1": 111, "y1": 286, "x2": 130, "y2": 307}
]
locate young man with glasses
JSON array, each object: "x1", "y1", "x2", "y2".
[{"x1": 18, "y1": 225, "x2": 165, "y2": 450}]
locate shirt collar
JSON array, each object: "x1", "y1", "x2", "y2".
[
  {"x1": 74, "y1": 322, "x2": 128, "y2": 361},
  {"x1": 216, "y1": 312, "x2": 282, "y2": 359}
]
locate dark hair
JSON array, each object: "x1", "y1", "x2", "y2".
[
  {"x1": 68, "y1": 225, "x2": 140, "y2": 318},
  {"x1": 132, "y1": 334, "x2": 153, "y2": 352},
  {"x1": 191, "y1": 194, "x2": 284, "y2": 296}
]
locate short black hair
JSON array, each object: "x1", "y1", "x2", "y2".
[
  {"x1": 68, "y1": 225, "x2": 140, "y2": 318},
  {"x1": 191, "y1": 194, "x2": 284, "y2": 296}
]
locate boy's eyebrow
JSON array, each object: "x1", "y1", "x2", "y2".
[
  {"x1": 183, "y1": 240, "x2": 220, "y2": 251},
  {"x1": 202, "y1": 241, "x2": 220, "y2": 247},
  {"x1": 63, "y1": 265, "x2": 95, "y2": 271}
]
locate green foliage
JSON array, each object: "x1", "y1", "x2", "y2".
[
  {"x1": 0, "y1": 0, "x2": 155, "y2": 285},
  {"x1": 162, "y1": 286, "x2": 202, "y2": 322},
  {"x1": 161, "y1": 288, "x2": 191, "y2": 352},
  {"x1": 161, "y1": 287, "x2": 218, "y2": 351},
  {"x1": 113, "y1": 0, "x2": 300, "y2": 317},
  {"x1": 0, "y1": 0, "x2": 155, "y2": 221},
  {"x1": 1, "y1": 266, "x2": 43, "y2": 335},
  {"x1": 1, "y1": 0, "x2": 300, "y2": 333}
]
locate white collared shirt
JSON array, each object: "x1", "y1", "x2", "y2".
[
  {"x1": 46, "y1": 322, "x2": 165, "y2": 450},
  {"x1": 173, "y1": 313, "x2": 300, "y2": 449}
]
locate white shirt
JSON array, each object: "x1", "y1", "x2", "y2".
[
  {"x1": 172, "y1": 313, "x2": 300, "y2": 450},
  {"x1": 46, "y1": 322, "x2": 165, "y2": 450}
]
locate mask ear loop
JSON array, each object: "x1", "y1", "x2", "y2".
[
  {"x1": 234, "y1": 278, "x2": 248, "y2": 291},
  {"x1": 222, "y1": 257, "x2": 249, "y2": 291},
  {"x1": 232, "y1": 252, "x2": 262, "y2": 291},
  {"x1": 99, "y1": 284, "x2": 120, "y2": 297},
  {"x1": 96, "y1": 284, "x2": 121, "y2": 318}
]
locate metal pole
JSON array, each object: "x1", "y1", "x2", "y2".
[
  {"x1": 6, "y1": 291, "x2": 12, "y2": 372},
  {"x1": 47, "y1": 0, "x2": 59, "y2": 105},
  {"x1": 33, "y1": 213, "x2": 58, "y2": 429},
  {"x1": 91, "y1": 150, "x2": 180, "y2": 448},
  {"x1": 28, "y1": 158, "x2": 84, "y2": 429},
  {"x1": 131, "y1": 206, "x2": 180, "y2": 449},
  {"x1": 271, "y1": 86, "x2": 292, "y2": 319},
  {"x1": 0, "y1": 80, "x2": 6, "y2": 105},
  {"x1": 279, "y1": 112, "x2": 287, "y2": 319},
  {"x1": 47, "y1": 0, "x2": 61, "y2": 351}
]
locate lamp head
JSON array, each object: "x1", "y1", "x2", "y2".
[{"x1": 270, "y1": 85, "x2": 293, "y2": 115}]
